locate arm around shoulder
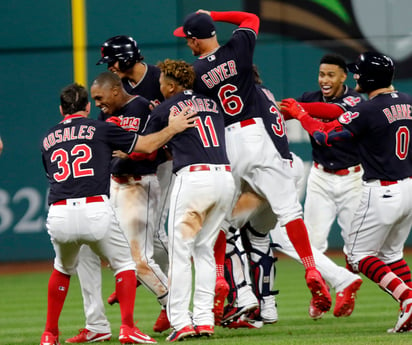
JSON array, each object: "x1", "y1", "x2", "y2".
[{"x1": 133, "y1": 106, "x2": 197, "y2": 154}]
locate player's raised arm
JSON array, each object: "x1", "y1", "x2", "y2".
[
  {"x1": 133, "y1": 106, "x2": 196, "y2": 153},
  {"x1": 200, "y1": 10, "x2": 260, "y2": 34},
  {"x1": 280, "y1": 98, "x2": 353, "y2": 146}
]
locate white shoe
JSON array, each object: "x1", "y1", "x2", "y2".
[
  {"x1": 390, "y1": 298, "x2": 412, "y2": 333},
  {"x1": 260, "y1": 296, "x2": 278, "y2": 324}
]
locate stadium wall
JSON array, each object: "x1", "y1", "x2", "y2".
[{"x1": 1, "y1": 0, "x2": 411, "y2": 261}]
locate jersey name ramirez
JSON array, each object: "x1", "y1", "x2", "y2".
[
  {"x1": 43, "y1": 125, "x2": 96, "y2": 151},
  {"x1": 200, "y1": 60, "x2": 238, "y2": 89},
  {"x1": 170, "y1": 96, "x2": 219, "y2": 115},
  {"x1": 383, "y1": 104, "x2": 412, "y2": 123}
]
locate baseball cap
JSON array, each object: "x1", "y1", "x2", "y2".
[{"x1": 173, "y1": 12, "x2": 216, "y2": 39}]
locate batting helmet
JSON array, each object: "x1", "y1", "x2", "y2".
[
  {"x1": 347, "y1": 51, "x2": 394, "y2": 92},
  {"x1": 96, "y1": 35, "x2": 144, "y2": 71}
]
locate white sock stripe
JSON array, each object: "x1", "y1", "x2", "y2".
[
  {"x1": 393, "y1": 284, "x2": 408, "y2": 301},
  {"x1": 379, "y1": 272, "x2": 398, "y2": 289}
]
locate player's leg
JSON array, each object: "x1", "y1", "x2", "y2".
[
  {"x1": 154, "y1": 159, "x2": 174, "y2": 274},
  {"x1": 113, "y1": 176, "x2": 170, "y2": 333},
  {"x1": 113, "y1": 177, "x2": 169, "y2": 299},
  {"x1": 222, "y1": 227, "x2": 259, "y2": 325},
  {"x1": 270, "y1": 224, "x2": 362, "y2": 318},
  {"x1": 166, "y1": 172, "x2": 198, "y2": 340},
  {"x1": 66, "y1": 245, "x2": 111, "y2": 343},
  {"x1": 231, "y1": 125, "x2": 331, "y2": 312},
  {"x1": 303, "y1": 166, "x2": 337, "y2": 253},
  {"x1": 347, "y1": 181, "x2": 412, "y2": 332},
  {"x1": 212, "y1": 227, "x2": 230, "y2": 325},
  {"x1": 335, "y1": 169, "x2": 363, "y2": 254},
  {"x1": 91, "y1": 198, "x2": 156, "y2": 344},
  {"x1": 191, "y1": 171, "x2": 235, "y2": 337},
  {"x1": 240, "y1": 224, "x2": 278, "y2": 324}
]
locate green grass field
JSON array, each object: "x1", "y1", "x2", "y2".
[{"x1": 1, "y1": 254, "x2": 412, "y2": 345}]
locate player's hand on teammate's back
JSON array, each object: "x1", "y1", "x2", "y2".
[
  {"x1": 112, "y1": 150, "x2": 129, "y2": 159},
  {"x1": 106, "y1": 116, "x2": 122, "y2": 127},
  {"x1": 280, "y1": 98, "x2": 308, "y2": 121},
  {"x1": 168, "y1": 106, "x2": 197, "y2": 134}
]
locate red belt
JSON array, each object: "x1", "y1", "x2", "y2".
[
  {"x1": 53, "y1": 195, "x2": 104, "y2": 206},
  {"x1": 112, "y1": 174, "x2": 142, "y2": 184},
  {"x1": 240, "y1": 118, "x2": 256, "y2": 127},
  {"x1": 380, "y1": 177, "x2": 412, "y2": 186},
  {"x1": 314, "y1": 162, "x2": 361, "y2": 176},
  {"x1": 189, "y1": 164, "x2": 231, "y2": 172}
]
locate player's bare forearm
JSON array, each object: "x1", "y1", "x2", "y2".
[{"x1": 133, "y1": 107, "x2": 197, "y2": 153}]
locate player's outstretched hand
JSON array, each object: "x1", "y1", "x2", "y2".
[
  {"x1": 168, "y1": 106, "x2": 197, "y2": 134},
  {"x1": 280, "y1": 98, "x2": 308, "y2": 121}
]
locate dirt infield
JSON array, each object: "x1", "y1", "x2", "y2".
[{"x1": 0, "y1": 260, "x2": 53, "y2": 275}]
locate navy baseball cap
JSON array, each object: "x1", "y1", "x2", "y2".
[{"x1": 174, "y1": 12, "x2": 216, "y2": 39}]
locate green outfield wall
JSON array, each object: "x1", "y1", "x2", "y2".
[{"x1": 1, "y1": 0, "x2": 412, "y2": 261}]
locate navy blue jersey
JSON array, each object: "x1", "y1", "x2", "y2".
[
  {"x1": 41, "y1": 114, "x2": 137, "y2": 204},
  {"x1": 144, "y1": 90, "x2": 230, "y2": 173},
  {"x1": 122, "y1": 63, "x2": 164, "y2": 106},
  {"x1": 193, "y1": 28, "x2": 257, "y2": 127},
  {"x1": 298, "y1": 86, "x2": 363, "y2": 169},
  {"x1": 255, "y1": 85, "x2": 292, "y2": 160},
  {"x1": 97, "y1": 95, "x2": 157, "y2": 175},
  {"x1": 338, "y1": 91, "x2": 412, "y2": 181},
  {"x1": 121, "y1": 63, "x2": 167, "y2": 165}
]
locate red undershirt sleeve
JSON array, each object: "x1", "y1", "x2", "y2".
[
  {"x1": 210, "y1": 11, "x2": 260, "y2": 34},
  {"x1": 299, "y1": 102, "x2": 344, "y2": 120}
]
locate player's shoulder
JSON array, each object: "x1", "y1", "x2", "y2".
[
  {"x1": 146, "y1": 64, "x2": 161, "y2": 78},
  {"x1": 298, "y1": 90, "x2": 322, "y2": 102}
]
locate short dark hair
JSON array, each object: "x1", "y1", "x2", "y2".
[
  {"x1": 60, "y1": 83, "x2": 89, "y2": 115},
  {"x1": 92, "y1": 71, "x2": 122, "y2": 89},
  {"x1": 320, "y1": 54, "x2": 347, "y2": 73}
]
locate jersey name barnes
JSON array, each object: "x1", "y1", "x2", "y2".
[
  {"x1": 43, "y1": 125, "x2": 95, "y2": 151},
  {"x1": 200, "y1": 59, "x2": 237, "y2": 89},
  {"x1": 383, "y1": 103, "x2": 412, "y2": 123},
  {"x1": 170, "y1": 94, "x2": 219, "y2": 115}
]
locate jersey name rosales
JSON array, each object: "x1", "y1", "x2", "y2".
[
  {"x1": 200, "y1": 60, "x2": 238, "y2": 89},
  {"x1": 43, "y1": 125, "x2": 96, "y2": 151},
  {"x1": 383, "y1": 104, "x2": 412, "y2": 123}
]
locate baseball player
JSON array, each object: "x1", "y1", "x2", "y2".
[
  {"x1": 40, "y1": 82, "x2": 195, "y2": 345},
  {"x1": 67, "y1": 37, "x2": 170, "y2": 343},
  {"x1": 174, "y1": 9, "x2": 331, "y2": 318},
  {"x1": 281, "y1": 51, "x2": 412, "y2": 333},
  {"x1": 280, "y1": 54, "x2": 365, "y2": 318},
  {"x1": 143, "y1": 59, "x2": 235, "y2": 342},
  {"x1": 67, "y1": 71, "x2": 172, "y2": 343},
  {"x1": 295, "y1": 54, "x2": 364, "y2": 257},
  {"x1": 225, "y1": 71, "x2": 362, "y2": 324},
  {"x1": 268, "y1": 151, "x2": 362, "y2": 320},
  {"x1": 97, "y1": 35, "x2": 170, "y2": 279}
]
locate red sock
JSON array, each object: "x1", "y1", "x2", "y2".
[
  {"x1": 45, "y1": 269, "x2": 70, "y2": 335},
  {"x1": 389, "y1": 259, "x2": 412, "y2": 288},
  {"x1": 359, "y1": 256, "x2": 412, "y2": 302},
  {"x1": 214, "y1": 230, "x2": 227, "y2": 278},
  {"x1": 116, "y1": 270, "x2": 137, "y2": 327},
  {"x1": 285, "y1": 218, "x2": 315, "y2": 269}
]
